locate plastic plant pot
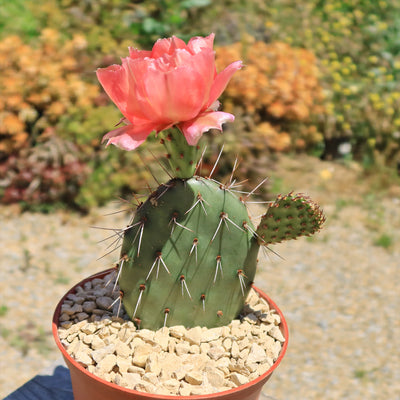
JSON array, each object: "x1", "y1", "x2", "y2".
[{"x1": 52, "y1": 269, "x2": 288, "y2": 400}]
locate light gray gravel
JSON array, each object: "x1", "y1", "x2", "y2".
[{"x1": 0, "y1": 155, "x2": 399, "y2": 399}]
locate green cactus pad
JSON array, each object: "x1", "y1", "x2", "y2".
[
  {"x1": 118, "y1": 177, "x2": 259, "y2": 330},
  {"x1": 256, "y1": 192, "x2": 325, "y2": 246}
]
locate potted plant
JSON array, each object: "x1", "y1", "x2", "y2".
[{"x1": 52, "y1": 33, "x2": 325, "y2": 400}]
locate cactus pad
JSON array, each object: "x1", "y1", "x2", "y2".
[
  {"x1": 256, "y1": 192, "x2": 325, "y2": 246},
  {"x1": 118, "y1": 177, "x2": 259, "y2": 330}
]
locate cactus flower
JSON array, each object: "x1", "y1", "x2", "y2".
[{"x1": 96, "y1": 34, "x2": 242, "y2": 150}]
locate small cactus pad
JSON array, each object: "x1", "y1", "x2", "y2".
[
  {"x1": 256, "y1": 192, "x2": 325, "y2": 245},
  {"x1": 118, "y1": 177, "x2": 259, "y2": 330}
]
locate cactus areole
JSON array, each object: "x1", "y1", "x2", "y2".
[{"x1": 96, "y1": 34, "x2": 325, "y2": 330}]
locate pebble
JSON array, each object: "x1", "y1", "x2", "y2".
[
  {"x1": 230, "y1": 372, "x2": 249, "y2": 386},
  {"x1": 57, "y1": 274, "x2": 285, "y2": 396},
  {"x1": 185, "y1": 371, "x2": 203, "y2": 385}
]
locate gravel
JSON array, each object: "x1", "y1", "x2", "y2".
[{"x1": 56, "y1": 273, "x2": 284, "y2": 396}]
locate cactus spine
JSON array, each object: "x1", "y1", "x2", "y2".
[{"x1": 116, "y1": 130, "x2": 325, "y2": 330}]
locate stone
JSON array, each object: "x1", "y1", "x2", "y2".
[
  {"x1": 190, "y1": 385, "x2": 215, "y2": 395},
  {"x1": 243, "y1": 313, "x2": 258, "y2": 324},
  {"x1": 168, "y1": 338, "x2": 176, "y2": 353},
  {"x1": 189, "y1": 345, "x2": 200, "y2": 354},
  {"x1": 115, "y1": 341, "x2": 132, "y2": 358},
  {"x1": 268, "y1": 326, "x2": 285, "y2": 343},
  {"x1": 91, "y1": 335, "x2": 105, "y2": 350},
  {"x1": 158, "y1": 353, "x2": 183, "y2": 381},
  {"x1": 60, "y1": 321, "x2": 73, "y2": 329},
  {"x1": 200, "y1": 342, "x2": 210, "y2": 354},
  {"x1": 230, "y1": 325, "x2": 246, "y2": 340},
  {"x1": 175, "y1": 341, "x2": 191, "y2": 356},
  {"x1": 142, "y1": 372, "x2": 159, "y2": 385},
  {"x1": 91, "y1": 344, "x2": 115, "y2": 364},
  {"x1": 265, "y1": 340, "x2": 282, "y2": 361},
  {"x1": 162, "y1": 379, "x2": 180, "y2": 393},
  {"x1": 185, "y1": 371, "x2": 203, "y2": 385},
  {"x1": 96, "y1": 354, "x2": 117, "y2": 373},
  {"x1": 145, "y1": 353, "x2": 161, "y2": 375},
  {"x1": 97, "y1": 326, "x2": 110, "y2": 339},
  {"x1": 59, "y1": 313, "x2": 70, "y2": 322},
  {"x1": 127, "y1": 366, "x2": 145, "y2": 375},
  {"x1": 116, "y1": 356, "x2": 132, "y2": 373},
  {"x1": 154, "y1": 328, "x2": 169, "y2": 351},
  {"x1": 137, "y1": 329, "x2": 155, "y2": 343},
  {"x1": 132, "y1": 343, "x2": 153, "y2": 367},
  {"x1": 183, "y1": 326, "x2": 202, "y2": 345},
  {"x1": 238, "y1": 337, "x2": 250, "y2": 351},
  {"x1": 76, "y1": 312, "x2": 89, "y2": 322},
  {"x1": 207, "y1": 345, "x2": 225, "y2": 360},
  {"x1": 114, "y1": 372, "x2": 142, "y2": 388},
  {"x1": 222, "y1": 337, "x2": 232, "y2": 351},
  {"x1": 179, "y1": 382, "x2": 193, "y2": 396},
  {"x1": 205, "y1": 367, "x2": 225, "y2": 387},
  {"x1": 82, "y1": 334, "x2": 93, "y2": 345},
  {"x1": 231, "y1": 340, "x2": 240, "y2": 358},
  {"x1": 239, "y1": 347, "x2": 250, "y2": 360},
  {"x1": 96, "y1": 296, "x2": 114, "y2": 310},
  {"x1": 201, "y1": 327, "x2": 222, "y2": 342},
  {"x1": 82, "y1": 301, "x2": 96, "y2": 313},
  {"x1": 135, "y1": 381, "x2": 157, "y2": 393},
  {"x1": 75, "y1": 349, "x2": 93, "y2": 366},
  {"x1": 169, "y1": 325, "x2": 186, "y2": 339},
  {"x1": 230, "y1": 372, "x2": 249, "y2": 386},
  {"x1": 81, "y1": 322, "x2": 96, "y2": 335},
  {"x1": 247, "y1": 343, "x2": 267, "y2": 364}
]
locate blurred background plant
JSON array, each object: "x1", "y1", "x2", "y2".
[{"x1": 0, "y1": 0, "x2": 399, "y2": 211}]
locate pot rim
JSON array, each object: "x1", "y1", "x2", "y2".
[{"x1": 52, "y1": 268, "x2": 288, "y2": 399}]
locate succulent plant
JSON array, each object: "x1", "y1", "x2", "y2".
[{"x1": 96, "y1": 34, "x2": 325, "y2": 330}]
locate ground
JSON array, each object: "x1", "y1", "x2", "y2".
[{"x1": 0, "y1": 154, "x2": 399, "y2": 399}]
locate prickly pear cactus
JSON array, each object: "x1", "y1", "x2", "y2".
[
  {"x1": 118, "y1": 176, "x2": 259, "y2": 330},
  {"x1": 113, "y1": 132, "x2": 325, "y2": 330}
]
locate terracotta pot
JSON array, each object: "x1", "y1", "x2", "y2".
[{"x1": 52, "y1": 269, "x2": 288, "y2": 400}]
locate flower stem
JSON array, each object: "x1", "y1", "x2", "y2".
[{"x1": 161, "y1": 128, "x2": 201, "y2": 179}]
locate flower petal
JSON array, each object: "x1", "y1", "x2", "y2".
[
  {"x1": 102, "y1": 123, "x2": 155, "y2": 151},
  {"x1": 208, "y1": 60, "x2": 243, "y2": 107},
  {"x1": 152, "y1": 36, "x2": 187, "y2": 58},
  {"x1": 187, "y1": 33, "x2": 215, "y2": 54},
  {"x1": 178, "y1": 111, "x2": 235, "y2": 145},
  {"x1": 143, "y1": 66, "x2": 206, "y2": 122},
  {"x1": 96, "y1": 65, "x2": 131, "y2": 119}
]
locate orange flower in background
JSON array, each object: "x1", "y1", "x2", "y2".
[{"x1": 96, "y1": 34, "x2": 242, "y2": 150}]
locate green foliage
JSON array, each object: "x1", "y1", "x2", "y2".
[
  {"x1": 373, "y1": 234, "x2": 393, "y2": 249},
  {"x1": 0, "y1": 0, "x2": 40, "y2": 39},
  {"x1": 0, "y1": 305, "x2": 8, "y2": 317},
  {"x1": 263, "y1": 0, "x2": 400, "y2": 166}
]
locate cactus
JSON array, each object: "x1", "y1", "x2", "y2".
[
  {"x1": 96, "y1": 34, "x2": 325, "y2": 331},
  {"x1": 111, "y1": 131, "x2": 325, "y2": 330}
]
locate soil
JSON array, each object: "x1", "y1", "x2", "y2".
[{"x1": 0, "y1": 154, "x2": 399, "y2": 399}]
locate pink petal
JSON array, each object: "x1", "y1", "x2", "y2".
[
  {"x1": 96, "y1": 65, "x2": 131, "y2": 119},
  {"x1": 102, "y1": 123, "x2": 155, "y2": 151},
  {"x1": 142, "y1": 66, "x2": 206, "y2": 122},
  {"x1": 174, "y1": 48, "x2": 216, "y2": 108},
  {"x1": 178, "y1": 111, "x2": 235, "y2": 145},
  {"x1": 187, "y1": 33, "x2": 215, "y2": 54},
  {"x1": 152, "y1": 36, "x2": 187, "y2": 57},
  {"x1": 208, "y1": 60, "x2": 243, "y2": 107},
  {"x1": 128, "y1": 48, "x2": 152, "y2": 60}
]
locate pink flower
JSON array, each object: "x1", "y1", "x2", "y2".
[{"x1": 96, "y1": 34, "x2": 242, "y2": 150}]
